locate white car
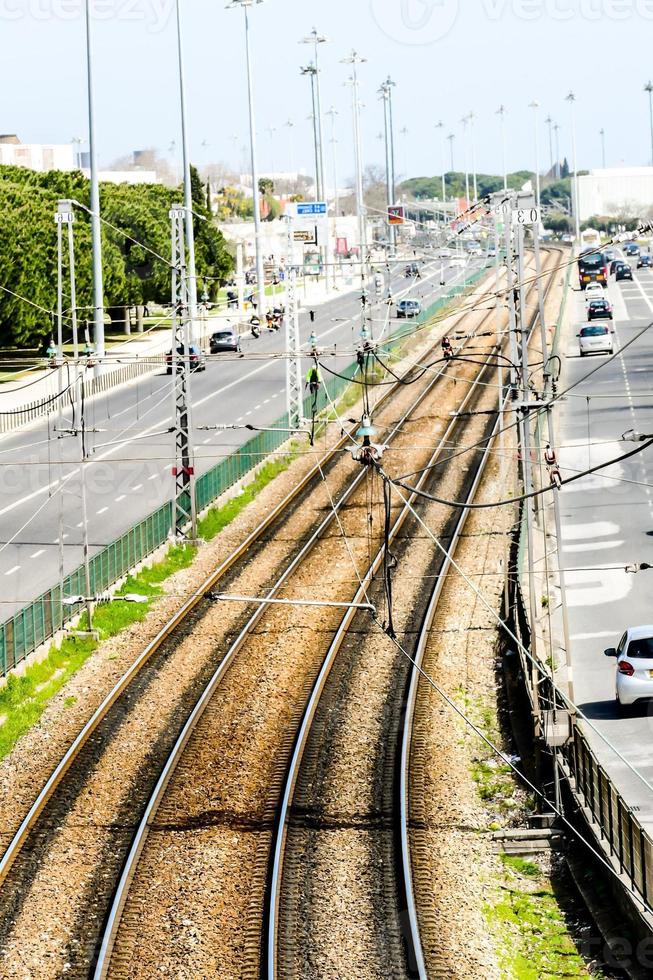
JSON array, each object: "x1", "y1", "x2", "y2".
[
  {"x1": 605, "y1": 626, "x2": 653, "y2": 710},
  {"x1": 584, "y1": 282, "x2": 605, "y2": 303},
  {"x1": 577, "y1": 324, "x2": 614, "y2": 356}
]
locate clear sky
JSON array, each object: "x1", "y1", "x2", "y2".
[{"x1": 2, "y1": 0, "x2": 652, "y2": 185}]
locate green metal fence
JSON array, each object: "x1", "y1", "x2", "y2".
[{"x1": 0, "y1": 265, "x2": 487, "y2": 678}]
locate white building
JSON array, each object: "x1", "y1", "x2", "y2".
[
  {"x1": 577, "y1": 167, "x2": 653, "y2": 221},
  {"x1": 83, "y1": 169, "x2": 159, "y2": 185},
  {"x1": 0, "y1": 135, "x2": 75, "y2": 172}
]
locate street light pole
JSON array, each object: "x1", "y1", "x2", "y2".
[
  {"x1": 545, "y1": 115, "x2": 554, "y2": 175},
  {"x1": 379, "y1": 81, "x2": 393, "y2": 250},
  {"x1": 301, "y1": 29, "x2": 327, "y2": 200},
  {"x1": 300, "y1": 64, "x2": 321, "y2": 197},
  {"x1": 175, "y1": 0, "x2": 199, "y2": 340},
  {"x1": 496, "y1": 104, "x2": 508, "y2": 191},
  {"x1": 460, "y1": 114, "x2": 470, "y2": 206},
  {"x1": 229, "y1": 0, "x2": 266, "y2": 319},
  {"x1": 529, "y1": 100, "x2": 541, "y2": 211},
  {"x1": 83, "y1": 0, "x2": 104, "y2": 360},
  {"x1": 645, "y1": 81, "x2": 653, "y2": 166},
  {"x1": 284, "y1": 119, "x2": 295, "y2": 176},
  {"x1": 553, "y1": 122, "x2": 561, "y2": 179},
  {"x1": 566, "y1": 91, "x2": 581, "y2": 241},
  {"x1": 384, "y1": 75, "x2": 397, "y2": 208},
  {"x1": 342, "y1": 51, "x2": 368, "y2": 279},
  {"x1": 600, "y1": 127, "x2": 606, "y2": 168},
  {"x1": 447, "y1": 132, "x2": 455, "y2": 173},
  {"x1": 435, "y1": 120, "x2": 446, "y2": 219}
]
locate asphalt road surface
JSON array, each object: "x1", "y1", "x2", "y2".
[
  {"x1": 0, "y1": 255, "x2": 482, "y2": 622},
  {"x1": 558, "y1": 252, "x2": 653, "y2": 817}
]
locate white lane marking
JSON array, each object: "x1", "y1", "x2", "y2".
[
  {"x1": 97, "y1": 507, "x2": 108, "y2": 515},
  {"x1": 566, "y1": 567, "x2": 632, "y2": 608},
  {"x1": 202, "y1": 437, "x2": 211, "y2": 444},
  {"x1": 263, "y1": 398, "x2": 270, "y2": 404},
  {"x1": 76, "y1": 521, "x2": 83, "y2": 528},
  {"x1": 560, "y1": 521, "x2": 620, "y2": 541},
  {"x1": 148, "y1": 474, "x2": 159, "y2": 481},
  {"x1": 571, "y1": 631, "x2": 617, "y2": 641},
  {"x1": 4, "y1": 566, "x2": 19, "y2": 576},
  {"x1": 271, "y1": 393, "x2": 279, "y2": 399},
  {"x1": 30, "y1": 549, "x2": 45, "y2": 559},
  {"x1": 563, "y1": 539, "x2": 624, "y2": 554},
  {"x1": 115, "y1": 495, "x2": 126, "y2": 502},
  {"x1": 253, "y1": 404, "x2": 261, "y2": 411},
  {"x1": 235, "y1": 416, "x2": 244, "y2": 422},
  {"x1": 245, "y1": 411, "x2": 252, "y2": 417},
  {"x1": 632, "y1": 275, "x2": 653, "y2": 314},
  {"x1": 132, "y1": 484, "x2": 143, "y2": 491},
  {"x1": 52, "y1": 535, "x2": 69, "y2": 544}
]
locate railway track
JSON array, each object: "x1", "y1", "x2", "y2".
[
  {"x1": 264, "y1": 246, "x2": 563, "y2": 979},
  {"x1": 0, "y1": 267, "x2": 501, "y2": 979},
  {"x1": 81, "y1": 249, "x2": 561, "y2": 980}
]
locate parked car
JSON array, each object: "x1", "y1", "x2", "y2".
[
  {"x1": 616, "y1": 264, "x2": 634, "y2": 282},
  {"x1": 584, "y1": 283, "x2": 605, "y2": 303},
  {"x1": 577, "y1": 323, "x2": 614, "y2": 356},
  {"x1": 637, "y1": 253, "x2": 652, "y2": 268},
  {"x1": 166, "y1": 344, "x2": 206, "y2": 374},
  {"x1": 396, "y1": 298, "x2": 422, "y2": 318},
  {"x1": 210, "y1": 328, "x2": 241, "y2": 353},
  {"x1": 605, "y1": 626, "x2": 653, "y2": 710}
]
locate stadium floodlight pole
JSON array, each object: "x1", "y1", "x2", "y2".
[
  {"x1": 529, "y1": 100, "x2": 541, "y2": 211},
  {"x1": 645, "y1": 81, "x2": 653, "y2": 166},
  {"x1": 468, "y1": 110, "x2": 478, "y2": 201},
  {"x1": 300, "y1": 64, "x2": 321, "y2": 197},
  {"x1": 83, "y1": 0, "x2": 104, "y2": 360},
  {"x1": 496, "y1": 104, "x2": 508, "y2": 191},
  {"x1": 228, "y1": 0, "x2": 266, "y2": 319},
  {"x1": 341, "y1": 51, "x2": 368, "y2": 282},
  {"x1": 545, "y1": 114, "x2": 554, "y2": 174},
  {"x1": 300, "y1": 29, "x2": 327, "y2": 201},
  {"x1": 175, "y1": 0, "x2": 199, "y2": 341},
  {"x1": 600, "y1": 127, "x2": 606, "y2": 168},
  {"x1": 566, "y1": 91, "x2": 581, "y2": 241}
]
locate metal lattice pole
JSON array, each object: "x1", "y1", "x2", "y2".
[
  {"x1": 285, "y1": 220, "x2": 304, "y2": 431},
  {"x1": 170, "y1": 204, "x2": 198, "y2": 541}
]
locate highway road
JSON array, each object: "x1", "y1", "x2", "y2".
[
  {"x1": 558, "y1": 253, "x2": 653, "y2": 818},
  {"x1": 0, "y1": 255, "x2": 481, "y2": 623}
]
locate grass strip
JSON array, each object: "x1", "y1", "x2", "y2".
[{"x1": 0, "y1": 449, "x2": 295, "y2": 761}]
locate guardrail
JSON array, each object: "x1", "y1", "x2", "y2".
[{"x1": 0, "y1": 266, "x2": 487, "y2": 679}]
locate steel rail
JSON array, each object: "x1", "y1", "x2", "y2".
[{"x1": 91, "y1": 270, "x2": 500, "y2": 979}]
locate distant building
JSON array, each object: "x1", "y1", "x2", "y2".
[
  {"x1": 577, "y1": 167, "x2": 653, "y2": 221},
  {"x1": 83, "y1": 169, "x2": 159, "y2": 185},
  {"x1": 0, "y1": 134, "x2": 75, "y2": 172}
]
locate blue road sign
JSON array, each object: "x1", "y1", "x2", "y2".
[{"x1": 296, "y1": 202, "x2": 327, "y2": 216}]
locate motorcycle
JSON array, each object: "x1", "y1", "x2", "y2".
[{"x1": 250, "y1": 315, "x2": 261, "y2": 339}]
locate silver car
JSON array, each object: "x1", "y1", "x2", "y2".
[
  {"x1": 605, "y1": 626, "x2": 653, "y2": 710},
  {"x1": 578, "y1": 324, "x2": 613, "y2": 356}
]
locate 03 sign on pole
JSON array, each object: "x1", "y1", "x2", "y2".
[{"x1": 512, "y1": 206, "x2": 541, "y2": 226}]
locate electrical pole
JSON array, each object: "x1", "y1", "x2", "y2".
[
  {"x1": 83, "y1": 0, "x2": 104, "y2": 360},
  {"x1": 285, "y1": 218, "x2": 304, "y2": 431},
  {"x1": 169, "y1": 204, "x2": 198, "y2": 542}
]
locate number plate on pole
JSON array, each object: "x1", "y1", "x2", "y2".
[{"x1": 512, "y1": 206, "x2": 541, "y2": 226}]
